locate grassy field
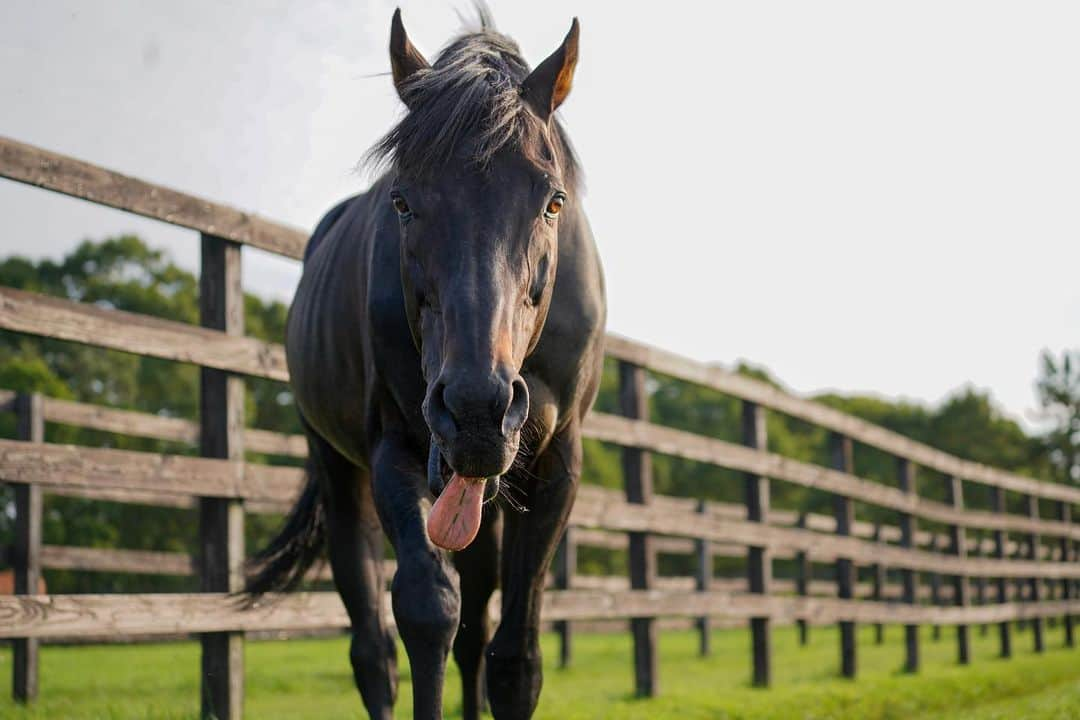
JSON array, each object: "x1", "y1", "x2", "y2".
[{"x1": 2, "y1": 622, "x2": 1078, "y2": 719}]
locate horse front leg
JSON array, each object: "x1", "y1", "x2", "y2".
[
  {"x1": 453, "y1": 505, "x2": 500, "y2": 720},
  {"x1": 486, "y1": 423, "x2": 581, "y2": 720},
  {"x1": 371, "y1": 432, "x2": 461, "y2": 720}
]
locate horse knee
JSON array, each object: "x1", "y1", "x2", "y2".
[
  {"x1": 486, "y1": 650, "x2": 542, "y2": 719},
  {"x1": 391, "y1": 560, "x2": 460, "y2": 652}
]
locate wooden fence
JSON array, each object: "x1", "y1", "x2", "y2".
[{"x1": 1, "y1": 136, "x2": 1078, "y2": 717}]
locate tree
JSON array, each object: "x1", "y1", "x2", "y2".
[
  {"x1": 0, "y1": 236, "x2": 298, "y2": 592},
  {"x1": 0, "y1": 236, "x2": 1066, "y2": 586},
  {"x1": 1035, "y1": 349, "x2": 1080, "y2": 485}
]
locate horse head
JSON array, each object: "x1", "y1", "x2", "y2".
[{"x1": 375, "y1": 10, "x2": 581, "y2": 504}]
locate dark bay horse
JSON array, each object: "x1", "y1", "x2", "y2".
[{"x1": 247, "y1": 9, "x2": 605, "y2": 719}]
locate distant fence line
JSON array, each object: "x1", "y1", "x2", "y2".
[{"x1": 0, "y1": 135, "x2": 1077, "y2": 717}]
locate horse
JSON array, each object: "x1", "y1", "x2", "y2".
[{"x1": 246, "y1": 9, "x2": 606, "y2": 719}]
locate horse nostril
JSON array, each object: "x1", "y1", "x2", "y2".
[
  {"x1": 426, "y1": 380, "x2": 457, "y2": 443},
  {"x1": 502, "y1": 376, "x2": 529, "y2": 436}
]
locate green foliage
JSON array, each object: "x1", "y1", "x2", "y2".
[
  {"x1": 580, "y1": 361, "x2": 1060, "y2": 575},
  {"x1": 0, "y1": 236, "x2": 1067, "y2": 590},
  {"x1": 0, "y1": 237, "x2": 296, "y2": 592},
  {"x1": 1035, "y1": 349, "x2": 1080, "y2": 486}
]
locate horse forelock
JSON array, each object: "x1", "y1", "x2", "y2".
[{"x1": 365, "y1": 29, "x2": 580, "y2": 189}]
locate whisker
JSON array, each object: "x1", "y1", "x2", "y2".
[{"x1": 497, "y1": 475, "x2": 530, "y2": 513}]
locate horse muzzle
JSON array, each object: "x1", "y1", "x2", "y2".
[
  {"x1": 427, "y1": 442, "x2": 502, "y2": 502},
  {"x1": 422, "y1": 363, "x2": 528, "y2": 485}
]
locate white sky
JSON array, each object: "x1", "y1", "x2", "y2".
[{"x1": 1, "y1": 1, "x2": 1078, "y2": 431}]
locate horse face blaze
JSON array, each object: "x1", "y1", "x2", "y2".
[{"x1": 395, "y1": 156, "x2": 562, "y2": 485}]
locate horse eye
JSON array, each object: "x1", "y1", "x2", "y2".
[
  {"x1": 391, "y1": 194, "x2": 411, "y2": 217},
  {"x1": 544, "y1": 193, "x2": 565, "y2": 219}
]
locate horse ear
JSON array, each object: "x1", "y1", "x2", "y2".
[
  {"x1": 389, "y1": 8, "x2": 429, "y2": 103},
  {"x1": 521, "y1": 18, "x2": 580, "y2": 121}
]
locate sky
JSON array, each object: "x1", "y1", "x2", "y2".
[{"x1": 1, "y1": 1, "x2": 1078, "y2": 431}]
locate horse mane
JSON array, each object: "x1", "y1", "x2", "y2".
[{"x1": 366, "y1": 16, "x2": 580, "y2": 189}]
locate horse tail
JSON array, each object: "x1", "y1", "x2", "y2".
[{"x1": 244, "y1": 463, "x2": 325, "y2": 597}]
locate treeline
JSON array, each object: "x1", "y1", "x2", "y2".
[
  {"x1": 0, "y1": 237, "x2": 1075, "y2": 589},
  {"x1": 0, "y1": 236, "x2": 299, "y2": 592}
]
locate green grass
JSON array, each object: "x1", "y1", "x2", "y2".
[{"x1": 2, "y1": 622, "x2": 1078, "y2": 719}]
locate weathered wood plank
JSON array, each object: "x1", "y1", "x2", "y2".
[
  {"x1": 0, "y1": 134, "x2": 1074, "y2": 516},
  {"x1": 0, "y1": 136, "x2": 307, "y2": 259},
  {"x1": 529, "y1": 504, "x2": 1033, "y2": 560},
  {"x1": 0, "y1": 439, "x2": 302, "y2": 503},
  {"x1": 570, "y1": 485, "x2": 1080, "y2": 580},
  {"x1": 45, "y1": 484, "x2": 196, "y2": 509},
  {"x1": 42, "y1": 397, "x2": 198, "y2": 444},
  {"x1": 0, "y1": 593, "x2": 348, "y2": 638},
  {"x1": 4, "y1": 443, "x2": 1075, "y2": 582},
  {"x1": 569, "y1": 574, "x2": 953, "y2": 601},
  {"x1": 38, "y1": 544, "x2": 336, "y2": 582},
  {"x1": 8, "y1": 387, "x2": 1079, "y2": 547},
  {"x1": 41, "y1": 545, "x2": 194, "y2": 576},
  {"x1": 583, "y1": 413, "x2": 1080, "y2": 541},
  {"x1": 244, "y1": 428, "x2": 307, "y2": 458},
  {"x1": 16, "y1": 393, "x2": 1078, "y2": 545},
  {"x1": 39, "y1": 396, "x2": 307, "y2": 457},
  {"x1": 3, "y1": 591, "x2": 1078, "y2": 640},
  {"x1": 603, "y1": 334, "x2": 1080, "y2": 507},
  {"x1": 0, "y1": 287, "x2": 288, "y2": 381}
]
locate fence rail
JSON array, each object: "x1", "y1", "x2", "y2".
[{"x1": 1, "y1": 135, "x2": 1077, "y2": 714}]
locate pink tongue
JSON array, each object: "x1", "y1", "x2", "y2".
[{"x1": 427, "y1": 473, "x2": 486, "y2": 551}]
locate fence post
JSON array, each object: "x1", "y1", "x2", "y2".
[
  {"x1": 555, "y1": 527, "x2": 576, "y2": 667},
  {"x1": 1059, "y1": 502, "x2": 1074, "y2": 648},
  {"x1": 12, "y1": 392, "x2": 44, "y2": 703},
  {"x1": 742, "y1": 401, "x2": 771, "y2": 687},
  {"x1": 1074, "y1": 512, "x2": 1080, "y2": 646},
  {"x1": 1046, "y1": 541, "x2": 1057, "y2": 630},
  {"x1": 795, "y1": 511, "x2": 810, "y2": 646},
  {"x1": 828, "y1": 432, "x2": 856, "y2": 678},
  {"x1": 946, "y1": 476, "x2": 970, "y2": 664},
  {"x1": 199, "y1": 234, "x2": 246, "y2": 720},
  {"x1": 1014, "y1": 532, "x2": 1028, "y2": 633},
  {"x1": 973, "y1": 528, "x2": 988, "y2": 637},
  {"x1": 929, "y1": 532, "x2": 942, "y2": 641},
  {"x1": 1026, "y1": 495, "x2": 1044, "y2": 653},
  {"x1": 695, "y1": 499, "x2": 711, "y2": 657},
  {"x1": 897, "y1": 457, "x2": 919, "y2": 673},
  {"x1": 618, "y1": 360, "x2": 656, "y2": 698},
  {"x1": 992, "y1": 487, "x2": 1012, "y2": 658},
  {"x1": 871, "y1": 521, "x2": 885, "y2": 644}
]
